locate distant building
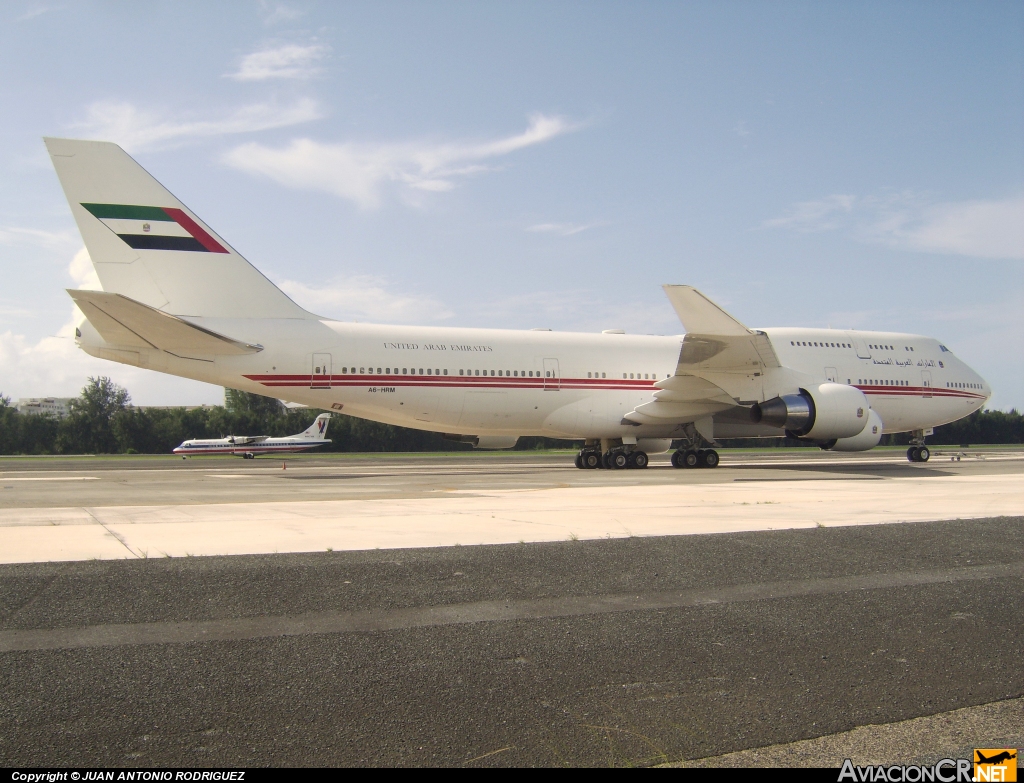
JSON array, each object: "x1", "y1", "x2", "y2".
[{"x1": 15, "y1": 397, "x2": 74, "y2": 417}]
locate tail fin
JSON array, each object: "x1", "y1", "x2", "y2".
[
  {"x1": 298, "y1": 413, "x2": 332, "y2": 440},
  {"x1": 45, "y1": 137, "x2": 310, "y2": 320}
]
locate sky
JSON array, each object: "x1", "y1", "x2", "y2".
[{"x1": 1, "y1": 1, "x2": 1022, "y2": 410}]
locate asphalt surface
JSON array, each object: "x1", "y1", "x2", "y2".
[
  {"x1": 1, "y1": 514, "x2": 1022, "y2": 767},
  {"x1": 1, "y1": 448, "x2": 1021, "y2": 509}
]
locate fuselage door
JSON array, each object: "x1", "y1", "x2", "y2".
[
  {"x1": 920, "y1": 370, "x2": 932, "y2": 398},
  {"x1": 543, "y1": 358, "x2": 560, "y2": 391},
  {"x1": 311, "y1": 353, "x2": 332, "y2": 389},
  {"x1": 846, "y1": 333, "x2": 871, "y2": 359},
  {"x1": 825, "y1": 366, "x2": 838, "y2": 383}
]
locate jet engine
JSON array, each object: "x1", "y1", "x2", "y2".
[
  {"x1": 826, "y1": 408, "x2": 883, "y2": 452},
  {"x1": 750, "y1": 383, "x2": 870, "y2": 441}
]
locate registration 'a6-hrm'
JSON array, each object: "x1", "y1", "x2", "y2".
[{"x1": 47, "y1": 138, "x2": 990, "y2": 468}]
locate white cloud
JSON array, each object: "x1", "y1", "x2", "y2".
[
  {"x1": 17, "y1": 3, "x2": 55, "y2": 21},
  {"x1": 68, "y1": 246, "x2": 101, "y2": 291},
  {"x1": 526, "y1": 222, "x2": 601, "y2": 237},
  {"x1": 764, "y1": 192, "x2": 1024, "y2": 260},
  {"x1": 0, "y1": 226, "x2": 78, "y2": 249},
  {"x1": 227, "y1": 43, "x2": 329, "y2": 81},
  {"x1": 260, "y1": 3, "x2": 303, "y2": 26},
  {"x1": 0, "y1": 326, "x2": 224, "y2": 406},
  {"x1": 222, "y1": 113, "x2": 577, "y2": 208},
  {"x1": 761, "y1": 194, "x2": 856, "y2": 232},
  {"x1": 70, "y1": 98, "x2": 322, "y2": 152},
  {"x1": 0, "y1": 247, "x2": 221, "y2": 405},
  {"x1": 869, "y1": 196, "x2": 1024, "y2": 260},
  {"x1": 275, "y1": 276, "x2": 454, "y2": 324}
]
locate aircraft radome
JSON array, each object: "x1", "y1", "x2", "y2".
[{"x1": 47, "y1": 138, "x2": 991, "y2": 468}]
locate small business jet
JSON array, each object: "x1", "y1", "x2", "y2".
[
  {"x1": 47, "y1": 138, "x2": 991, "y2": 469},
  {"x1": 174, "y1": 413, "x2": 332, "y2": 459}
]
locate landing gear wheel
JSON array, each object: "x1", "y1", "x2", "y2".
[
  {"x1": 575, "y1": 454, "x2": 584, "y2": 469},
  {"x1": 583, "y1": 452, "x2": 601, "y2": 469},
  {"x1": 703, "y1": 449, "x2": 720, "y2": 468},
  {"x1": 917, "y1": 446, "x2": 930, "y2": 462},
  {"x1": 612, "y1": 452, "x2": 629, "y2": 470},
  {"x1": 632, "y1": 451, "x2": 649, "y2": 469},
  {"x1": 907, "y1": 447, "x2": 919, "y2": 462},
  {"x1": 684, "y1": 450, "x2": 700, "y2": 468},
  {"x1": 671, "y1": 450, "x2": 686, "y2": 469},
  {"x1": 602, "y1": 453, "x2": 612, "y2": 469}
]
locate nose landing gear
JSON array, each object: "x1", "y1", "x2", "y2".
[
  {"x1": 907, "y1": 446, "x2": 930, "y2": 462},
  {"x1": 906, "y1": 430, "x2": 932, "y2": 462}
]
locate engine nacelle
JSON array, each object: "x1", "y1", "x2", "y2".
[
  {"x1": 827, "y1": 408, "x2": 883, "y2": 451},
  {"x1": 751, "y1": 383, "x2": 870, "y2": 441}
]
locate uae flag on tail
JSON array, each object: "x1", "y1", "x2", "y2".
[{"x1": 81, "y1": 203, "x2": 229, "y2": 253}]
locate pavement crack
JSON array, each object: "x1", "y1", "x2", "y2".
[{"x1": 81, "y1": 507, "x2": 142, "y2": 559}]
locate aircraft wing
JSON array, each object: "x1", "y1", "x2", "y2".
[
  {"x1": 231, "y1": 436, "x2": 268, "y2": 445},
  {"x1": 622, "y1": 286, "x2": 780, "y2": 428},
  {"x1": 69, "y1": 290, "x2": 263, "y2": 359}
]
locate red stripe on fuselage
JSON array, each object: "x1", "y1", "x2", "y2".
[
  {"x1": 856, "y1": 385, "x2": 984, "y2": 399},
  {"x1": 243, "y1": 373, "x2": 659, "y2": 390}
]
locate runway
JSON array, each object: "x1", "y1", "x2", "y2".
[
  {"x1": 0, "y1": 449, "x2": 1021, "y2": 766},
  {"x1": 0, "y1": 449, "x2": 1021, "y2": 563}
]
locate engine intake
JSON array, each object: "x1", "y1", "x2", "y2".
[{"x1": 751, "y1": 383, "x2": 870, "y2": 441}]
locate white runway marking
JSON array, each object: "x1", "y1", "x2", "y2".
[
  {"x1": 0, "y1": 476, "x2": 99, "y2": 482},
  {"x1": 0, "y1": 472, "x2": 1020, "y2": 563}
]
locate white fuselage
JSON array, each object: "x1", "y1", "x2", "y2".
[
  {"x1": 173, "y1": 437, "x2": 326, "y2": 457},
  {"x1": 82, "y1": 317, "x2": 989, "y2": 442}
]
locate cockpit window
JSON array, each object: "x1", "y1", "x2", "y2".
[{"x1": 939, "y1": 345, "x2": 950, "y2": 353}]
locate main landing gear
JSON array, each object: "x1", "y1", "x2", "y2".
[
  {"x1": 906, "y1": 446, "x2": 930, "y2": 463},
  {"x1": 670, "y1": 448, "x2": 720, "y2": 469},
  {"x1": 575, "y1": 446, "x2": 649, "y2": 470}
]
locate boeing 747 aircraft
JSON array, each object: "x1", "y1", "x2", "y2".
[
  {"x1": 46, "y1": 139, "x2": 991, "y2": 468},
  {"x1": 174, "y1": 413, "x2": 332, "y2": 459}
]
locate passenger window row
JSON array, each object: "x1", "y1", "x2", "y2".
[
  {"x1": 791, "y1": 341, "x2": 852, "y2": 348},
  {"x1": 858, "y1": 379, "x2": 910, "y2": 386},
  {"x1": 341, "y1": 367, "x2": 447, "y2": 375},
  {"x1": 337, "y1": 367, "x2": 560, "y2": 378},
  {"x1": 947, "y1": 382, "x2": 981, "y2": 389}
]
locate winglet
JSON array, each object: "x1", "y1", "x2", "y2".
[{"x1": 662, "y1": 285, "x2": 751, "y2": 336}]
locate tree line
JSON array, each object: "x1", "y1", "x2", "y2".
[
  {"x1": 0, "y1": 377, "x2": 1021, "y2": 456},
  {"x1": 0, "y1": 378, "x2": 574, "y2": 455}
]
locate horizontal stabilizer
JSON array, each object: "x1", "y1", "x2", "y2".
[
  {"x1": 68, "y1": 289, "x2": 262, "y2": 359},
  {"x1": 662, "y1": 285, "x2": 751, "y2": 336}
]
